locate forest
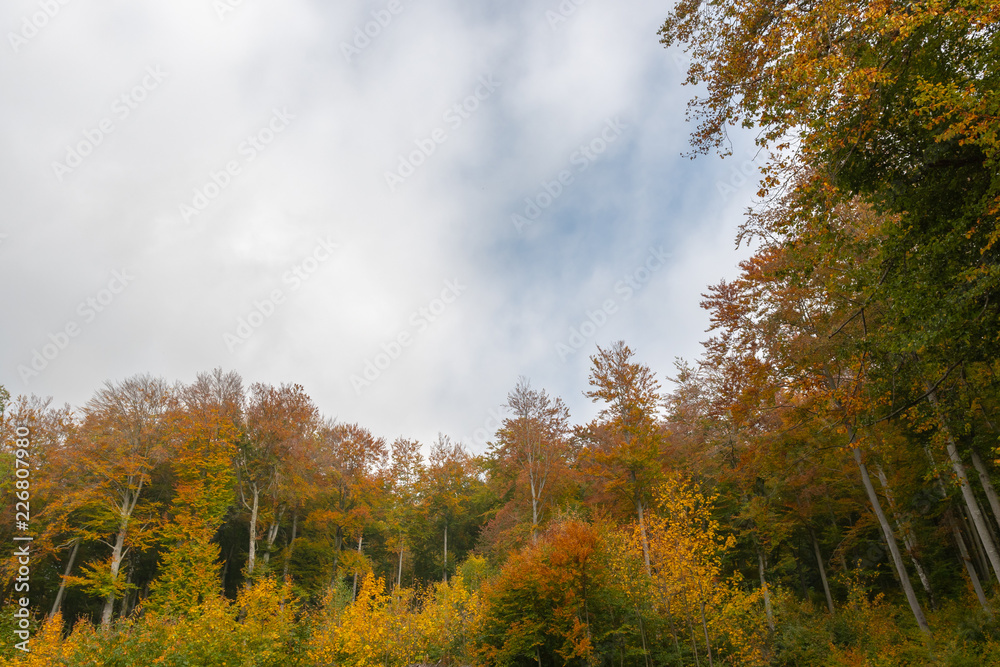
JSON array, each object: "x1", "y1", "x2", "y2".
[{"x1": 2, "y1": 0, "x2": 999, "y2": 664}]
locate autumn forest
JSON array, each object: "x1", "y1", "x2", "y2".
[{"x1": 2, "y1": 0, "x2": 1000, "y2": 664}]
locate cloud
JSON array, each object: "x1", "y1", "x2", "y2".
[{"x1": 0, "y1": 0, "x2": 759, "y2": 451}]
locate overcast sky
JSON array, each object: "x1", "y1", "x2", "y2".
[{"x1": 1, "y1": 0, "x2": 760, "y2": 452}]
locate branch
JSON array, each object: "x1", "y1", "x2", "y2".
[{"x1": 871, "y1": 362, "x2": 960, "y2": 425}]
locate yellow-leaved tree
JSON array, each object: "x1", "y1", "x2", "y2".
[{"x1": 615, "y1": 473, "x2": 768, "y2": 666}]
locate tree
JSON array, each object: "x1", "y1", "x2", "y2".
[
  {"x1": 308, "y1": 421, "x2": 388, "y2": 590},
  {"x1": 474, "y1": 518, "x2": 625, "y2": 666},
  {"x1": 387, "y1": 437, "x2": 423, "y2": 588},
  {"x1": 578, "y1": 342, "x2": 664, "y2": 574},
  {"x1": 694, "y1": 185, "x2": 934, "y2": 634},
  {"x1": 69, "y1": 375, "x2": 172, "y2": 626},
  {"x1": 147, "y1": 370, "x2": 240, "y2": 614},
  {"x1": 421, "y1": 436, "x2": 479, "y2": 583},
  {"x1": 491, "y1": 378, "x2": 572, "y2": 544},
  {"x1": 237, "y1": 383, "x2": 318, "y2": 579}
]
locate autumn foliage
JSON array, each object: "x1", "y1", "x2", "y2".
[{"x1": 2, "y1": 0, "x2": 1000, "y2": 663}]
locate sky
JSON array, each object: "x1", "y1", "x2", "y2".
[{"x1": 0, "y1": 0, "x2": 761, "y2": 453}]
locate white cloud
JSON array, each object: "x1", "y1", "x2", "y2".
[{"x1": 0, "y1": 0, "x2": 761, "y2": 450}]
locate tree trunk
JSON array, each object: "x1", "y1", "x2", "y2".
[
  {"x1": 947, "y1": 509, "x2": 992, "y2": 616},
  {"x1": 330, "y1": 526, "x2": 343, "y2": 588},
  {"x1": 928, "y1": 386, "x2": 1000, "y2": 585},
  {"x1": 637, "y1": 610, "x2": 651, "y2": 667},
  {"x1": 102, "y1": 515, "x2": 130, "y2": 627},
  {"x1": 397, "y1": 532, "x2": 405, "y2": 589},
  {"x1": 682, "y1": 588, "x2": 701, "y2": 667},
  {"x1": 530, "y1": 475, "x2": 540, "y2": 544},
  {"x1": 756, "y1": 548, "x2": 775, "y2": 634},
  {"x1": 221, "y1": 543, "x2": 235, "y2": 591},
  {"x1": 443, "y1": 521, "x2": 448, "y2": 583},
  {"x1": 120, "y1": 563, "x2": 133, "y2": 619},
  {"x1": 246, "y1": 484, "x2": 260, "y2": 578},
  {"x1": 924, "y1": 441, "x2": 995, "y2": 583},
  {"x1": 50, "y1": 538, "x2": 80, "y2": 618},
  {"x1": 637, "y1": 498, "x2": 651, "y2": 576},
  {"x1": 283, "y1": 513, "x2": 298, "y2": 582},
  {"x1": 263, "y1": 512, "x2": 283, "y2": 565},
  {"x1": 809, "y1": 529, "x2": 835, "y2": 614},
  {"x1": 102, "y1": 479, "x2": 144, "y2": 627},
  {"x1": 875, "y1": 464, "x2": 935, "y2": 606},
  {"x1": 851, "y1": 446, "x2": 932, "y2": 635},
  {"x1": 352, "y1": 532, "x2": 363, "y2": 600},
  {"x1": 970, "y1": 448, "x2": 1000, "y2": 533},
  {"x1": 963, "y1": 508, "x2": 992, "y2": 580},
  {"x1": 700, "y1": 599, "x2": 714, "y2": 667}
]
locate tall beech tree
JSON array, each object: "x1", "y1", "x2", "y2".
[
  {"x1": 422, "y1": 436, "x2": 478, "y2": 583},
  {"x1": 492, "y1": 378, "x2": 572, "y2": 544},
  {"x1": 147, "y1": 370, "x2": 240, "y2": 614},
  {"x1": 387, "y1": 437, "x2": 423, "y2": 588},
  {"x1": 69, "y1": 375, "x2": 172, "y2": 626},
  {"x1": 237, "y1": 382, "x2": 318, "y2": 579},
  {"x1": 578, "y1": 342, "x2": 664, "y2": 574},
  {"x1": 308, "y1": 421, "x2": 388, "y2": 588}
]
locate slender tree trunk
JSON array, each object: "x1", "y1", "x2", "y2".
[
  {"x1": 928, "y1": 386, "x2": 1000, "y2": 585},
  {"x1": 330, "y1": 527, "x2": 343, "y2": 588},
  {"x1": 875, "y1": 464, "x2": 935, "y2": 606},
  {"x1": 637, "y1": 498, "x2": 651, "y2": 575},
  {"x1": 637, "y1": 611, "x2": 651, "y2": 667},
  {"x1": 263, "y1": 509, "x2": 284, "y2": 565},
  {"x1": 851, "y1": 446, "x2": 932, "y2": 635},
  {"x1": 970, "y1": 448, "x2": 1000, "y2": 532},
  {"x1": 925, "y1": 440, "x2": 994, "y2": 585},
  {"x1": 283, "y1": 513, "x2": 298, "y2": 582},
  {"x1": 50, "y1": 538, "x2": 80, "y2": 618},
  {"x1": 352, "y1": 532, "x2": 363, "y2": 600},
  {"x1": 102, "y1": 515, "x2": 130, "y2": 627},
  {"x1": 443, "y1": 521, "x2": 448, "y2": 583},
  {"x1": 924, "y1": 445, "x2": 993, "y2": 614},
  {"x1": 876, "y1": 528, "x2": 902, "y2": 585},
  {"x1": 666, "y1": 596, "x2": 683, "y2": 666},
  {"x1": 246, "y1": 484, "x2": 260, "y2": 578},
  {"x1": 810, "y1": 529, "x2": 835, "y2": 614},
  {"x1": 221, "y1": 543, "x2": 235, "y2": 591},
  {"x1": 795, "y1": 550, "x2": 809, "y2": 600},
  {"x1": 530, "y1": 475, "x2": 540, "y2": 544},
  {"x1": 397, "y1": 532, "x2": 405, "y2": 589},
  {"x1": 963, "y1": 509, "x2": 992, "y2": 579},
  {"x1": 756, "y1": 548, "x2": 775, "y2": 634},
  {"x1": 683, "y1": 589, "x2": 701, "y2": 667},
  {"x1": 700, "y1": 600, "x2": 714, "y2": 667},
  {"x1": 947, "y1": 509, "x2": 992, "y2": 616},
  {"x1": 120, "y1": 564, "x2": 133, "y2": 619}
]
